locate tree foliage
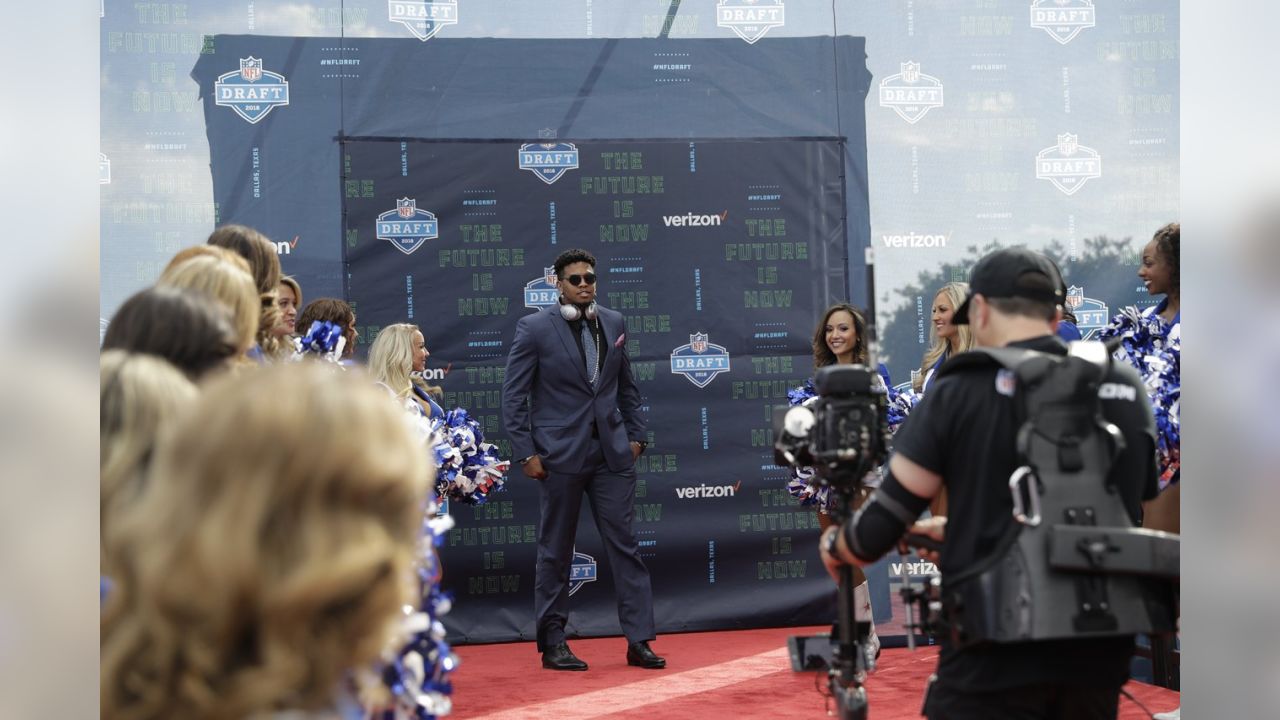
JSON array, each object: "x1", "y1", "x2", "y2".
[{"x1": 877, "y1": 235, "x2": 1145, "y2": 382}]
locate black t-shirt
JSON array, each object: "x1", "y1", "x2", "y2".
[{"x1": 891, "y1": 335, "x2": 1159, "y2": 691}]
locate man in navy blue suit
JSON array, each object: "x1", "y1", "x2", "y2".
[{"x1": 502, "y1": 248, "x2": 665, "y2": 671}]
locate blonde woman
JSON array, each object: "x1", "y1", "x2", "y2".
[
  {"x1": 277, "y1": 276, "x2": 303, "y2": 335},
  {"x1": 207, "y1": 224, "x2": 284, "y2": 361},
  {"x1": 913, "y1": 281, "x2": 974, "y2": 394},
  {"x1": 162, "y1": 244, "x2": 251, "y2": 275},
  {"x1": 101, "y1": 364, "x2": 434, "y2": 720},
  {"x1": 157, "y1": 255, "x2": 260, "y2": 362},
  {"x1": 99, "y1": 351, "x2": 197, "y2": 577},
  {"x1": 368, "y1": 323, "x2": 444, "y2": 420}
]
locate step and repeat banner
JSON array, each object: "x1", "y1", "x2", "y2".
[
  {"x1": 343, "y1": 137, "x2": 848, "y2": 640},
  {"x1": 101, "y1": 2, "x2": 1177, "y2": 643}
]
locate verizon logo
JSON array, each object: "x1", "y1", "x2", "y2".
[
  {"x1": 662, "y1": 210, "x2": 728, "y2": 227},
  {"x1": 275, "y1": 236, "x2": 300, "y2": 255},
  {"x1": 890, "y1": 561, "x2": 938, "y2": 576},
  {"x1": 675, "y1": 480, "x2": 741, "y2": 499},
  {"x1": 880, "y1": 232, "x2": 948, "y2": 249}
]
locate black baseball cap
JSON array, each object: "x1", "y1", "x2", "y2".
[{"x1": 952, "y1": 247, "x2": 1066, "y2": 324}]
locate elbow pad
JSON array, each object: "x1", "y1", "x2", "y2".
[{"x1": 842, "y1": 472, "x2": 931, "y2": 563}]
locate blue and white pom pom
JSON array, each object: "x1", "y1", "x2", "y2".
[
  {"x1": 885, "y1": 383, "x2": 921, "y2": 433},
  {"x1": 783, "y1": 380, "x2": 824, "y2": 506},
  {"x1": 366, "y1": 497, "x2": 458, "y2": 720},
  {"x1": 292, "y1": 320, "x2": 347, "y2": 364},
  {"x1": 1100, "y1": 307, "x2": 1181, "y2": 488},
  {"x1": 428, "y1": 408, "x2": 510, "y2": 505}
]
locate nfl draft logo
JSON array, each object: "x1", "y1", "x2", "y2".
[
  {"x1": 518, "y1": 142, "x2": 580, "y2": 185},
  {"x1": 1064, "y1": 285, "x2": 1110, "y2": 339},
  {"x1": 1030, "y1": 0, "x2": 1096, "y2": 45},
  {"x1": 717, "y1": 0, "x2": 785, "y2": 44},
  {"x1": 569, "y1": 549, "x2": 598, "y2": 596},
  {"x1": 99, "y1": 153, "x2": 111, "y2": 185},
  {"x1": 879, "y1": 62, "x2": 944, "y2": 124},
  {"x1": 670, "y1": 333, "x2": 732, "y2": 388},
  {"x1": 376, "y1": 198, "x2": 439, "y2": 255},
  {"x1": 1035, "y1": 134, "x2": 1102, "y2": 195},
  {"x1": 389, "y1": 0, "x2": 458, "y2": 42},
  {"x1": 214, "y1": 57, "x2": 290, "y2": 124},
  {"x1": 524, "y1": 267, "x2": 560, "y2": 309}
]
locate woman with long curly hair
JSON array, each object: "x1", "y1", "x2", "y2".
[
  {"x1": 296, "y1": 298, "x2": 359, "y2": 361},
  {"x1": 207, "y1": 224, "x2": 284, "y2": 361},
  {"x1": 101, "y1": 364, "x2": 434, "y2": 720},
  {"x1": 790, "y1": 302, "x2": 889, "y2": 658}
]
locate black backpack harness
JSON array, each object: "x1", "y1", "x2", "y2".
[{"x1": 933, "y1": 341, "x2": 1178, "y2": 647}]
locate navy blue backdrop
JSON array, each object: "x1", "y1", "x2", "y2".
[{"x1": 193, "y1": 35, "x2": 877, "y2": 642}]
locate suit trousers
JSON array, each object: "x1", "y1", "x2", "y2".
[{"x1": 534, "y1": 437, "x2": 655, "y2": 651}]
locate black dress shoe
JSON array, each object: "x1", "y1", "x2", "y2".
[
  {"x1": 542, "y1": 643, "x2": 588, "y2": 671},
  {"x1": 626, "y1": 641, "x2": 666, "y2": 669}
]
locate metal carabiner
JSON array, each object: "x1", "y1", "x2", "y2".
[{"x1": 1008, "y1": 465, "x2": 1042, "y2": 527}]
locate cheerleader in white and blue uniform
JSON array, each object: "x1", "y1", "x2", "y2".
[
  {"x1": 912, "y1": 282, "x2": 975, "y2": 395},
  {"x1": 1103, "y1": 223, "x2": 1180, "y2": 720},
  {"x1": 370, "y1": 323, "x2": 446, "y2": 421},
  {"x1": 785, "y1": 304, "x2": 890, "y2": 657},
  {"x1": 365, "y1": 323, "x2": 510, "y2": 719},
  {"x1": 1101, "y1": 223, "x2": 1181, "y2": 500}
]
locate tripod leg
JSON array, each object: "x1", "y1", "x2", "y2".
[{"x1": 855, "y1": 581, "x2": 880, "y2": 662}]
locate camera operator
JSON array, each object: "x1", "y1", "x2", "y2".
[{"x1": 819, "y1": 248, "x2": 1160, "y2": 720}]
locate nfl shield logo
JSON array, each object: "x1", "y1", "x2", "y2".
[
  {"x1": 388, "y1": 0, "x2": 459, "y2": 42},
  {"x1": 215, "y1": 57, "x2": 291, "y2": 124},
  {"x1": 568, "y1": 549, "x2": 598, "y2": 596},
  {"x1": 1066, "y1": 285, "x2": 1085, "y2": 310},
  {"x1": 995, "y1": 369, "x2": 1017, "y2": 397},
  {"x1": 671, "y1": 333, "x2": 732, "y2": 388},
  {"x1": 1030, "y1": 0, "x2": 1097, "y2": 45},
  {"x1": 1035, "y1": 133, "x2": 1102, "y2": 195},
  {"x1": 375, "y1": 197, "x2": 439, "y2": 255},
  {"x1": 518, "y1": 142, "x2": 580, "y2": 185},
  {"x1": 523, "y1": 267, "x2": 560, "y2": 309},
  {"x1": 240, "y1": 57, "x2": 263, "y2": 82},
  {"x1": 1062, "y1": 285, "x2": 1110, "y2": 339},
  {"x1": 717, "y1": 0, "x2": 787, "y2": 44},
  {"x1": 879, "y1": 61, "x2": 945, "y2": 125}
]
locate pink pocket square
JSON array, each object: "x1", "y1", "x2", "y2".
[{"x1": 614, "y1": 333, "x2": 626, "y2": 348}]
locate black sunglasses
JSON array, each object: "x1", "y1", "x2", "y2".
[{"x1": 565, "y1": 272, "x2": 597, "y2": 287}]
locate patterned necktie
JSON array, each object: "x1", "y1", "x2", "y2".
[{"x1": 581, "y1": 320, "x2": 598, "y2": 387}]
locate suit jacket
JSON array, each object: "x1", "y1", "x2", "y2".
[{"x1": 502, "y1": 304, "x2": 645, "y2": 474}]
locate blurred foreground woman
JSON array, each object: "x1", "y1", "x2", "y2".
[{"x1": 101, "y1": 364, "x2": 434, "y2": 720}]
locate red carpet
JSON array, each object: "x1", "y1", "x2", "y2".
[{"x1": 448, "y1": 627, "x2": 1179, "y2": 719}]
